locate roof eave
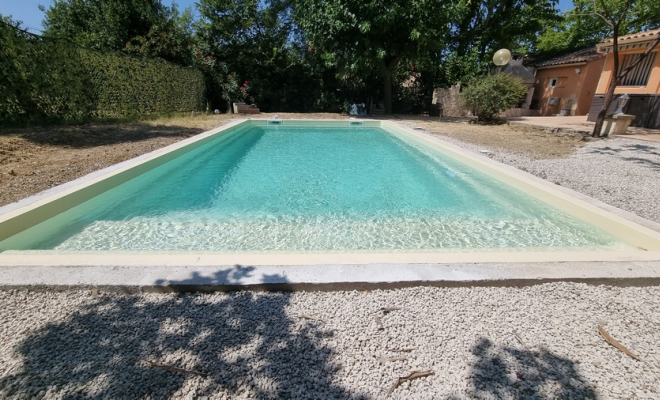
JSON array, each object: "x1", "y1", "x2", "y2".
[{"x1": 536, "y1": 61, "x2": 588, "y2": 69}]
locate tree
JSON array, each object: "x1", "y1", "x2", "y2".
[
  {"x1": 583, "y1": 0, "x2": 660, "y2": 137},
  {"x1": 197, "y1": 0, "x2": 305, "y2": 111},
  {"x1": 444, "y1": 0, "x2": 559, "y2": 85},
  {"x1": 533, "y1": 0, "x2": 660, "y2": 59},
  {"x1": 293, "y1": 0, "x2": 452, "y2": 114},
  {"x1": 42, "y1": 0, "x2": 168, "y2": 50},
  {"x1": 41, "y1": 0, "x2": 196, "y2": 65}
]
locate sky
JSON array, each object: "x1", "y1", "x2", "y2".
[{"x1": 1, "y1": 0, "x2": 576, "y2": 34}]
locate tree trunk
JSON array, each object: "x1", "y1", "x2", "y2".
[
  {"x1": 384, "y1": 75, "x2": 392, "y2": 114},
  {"x1": 382, "y1": 56, "x2": 401, "y2": 115},
  {"x1": 592, "y1": 78, "x2": 617, "y2": 137}
]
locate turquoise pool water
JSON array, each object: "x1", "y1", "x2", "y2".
[{"x1": 0, "y1": 124, "x2": 632, "y2": 252}]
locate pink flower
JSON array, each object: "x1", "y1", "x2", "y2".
[
  {"x1": 206, "y1": 56, "x2": 211, "y2": 60},
  {"x1": 308, "y1": 45, "x2": 312, "y2": 52},
  {"x1": 410, "y1": 64, "x2": 414, "y2": 70},
  {"x1": 228, "y1": 75, "x2": 232, "y2": 79},
  {"x1": 259, "y1": 88, "x2": 263, "y2": 92},
  {"x1": 196, "y1": 51, "x2": 201, "y2": 56}
]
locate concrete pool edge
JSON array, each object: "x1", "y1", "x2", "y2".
[{"x1": 1, "y1": 261, "x2": 660, "y2": 292}]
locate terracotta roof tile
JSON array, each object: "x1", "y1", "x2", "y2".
[
  {"x1": 535, "y1": 47, "x2": 603, "y2": 68},
  {"x1": 599, "y1": 28, "x2": 660, "y2": 46}
]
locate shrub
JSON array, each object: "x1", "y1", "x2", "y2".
[
  {"x1": 0, "y1": 23, "x2": 205, "y2": 125},
  {"x1": 461, "y1": 73, "x2": 528, "y2": 121}
]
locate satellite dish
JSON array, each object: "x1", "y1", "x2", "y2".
[{"x1": 493, "y1": 49, "x2": 512, "y2": 66}]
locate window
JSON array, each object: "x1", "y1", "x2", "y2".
[
  {"x1": 619, "y1": 52, "x2": 657, "y2": 86},
  {"x1": 548, "y1": 78, "x2": 558, "y2": 88}
]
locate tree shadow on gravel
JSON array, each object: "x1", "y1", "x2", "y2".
[
  {"x1": 0, "y1": 265, "x2": 359, "y2": 399},
  {"x1": 469, "y1": 338, "x2": 597, "y2": 399}
]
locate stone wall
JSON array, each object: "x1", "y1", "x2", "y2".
[{"x1": 432, "y1": 85, "x2": 469, "y2": 117}]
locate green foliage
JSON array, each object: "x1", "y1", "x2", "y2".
[
  {"x1": 221, "y1": 73, "x2": 256, "y2": 111},
  {"x1": 42, "y1": 0, "x2": 198, "y2": 66},
  {"x1": 293, "y1": 0, "x2": 452, "y2": 112},
  {"x1": 461, "y1": 74, "x2": 528, "y2": 121},
  {"x1": 196, "y1": 0, "x2": 307, "y2": 112},
  {"x1": 446, "y1": 0, "x2": 559, "y2": 83},
  {"x1": 0, "y1": 21, "x2": 205, "y2": 125},
  {"x1": 85, "y1": 51, "x2": 205, "y2": 119},
  {"x1": 533, "y1": 0, "x2": 660, "y2": 59}
]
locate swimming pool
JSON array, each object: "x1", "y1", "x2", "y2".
[{"x1": 1, "y1": 120, "x2": 660, "y2": 265}]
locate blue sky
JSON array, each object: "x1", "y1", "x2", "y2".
[{"x1": 2, "y1": 0, "x2": 576, "y2": 34}]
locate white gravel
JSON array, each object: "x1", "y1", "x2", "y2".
[
  {"x1": 2, "y1": 129, "x2": 660, "y2": 399},
  {"x1": 1, "y1": 284, "x2": 659, "y2": 399}
]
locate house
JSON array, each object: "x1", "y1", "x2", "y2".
[
  {"x1": 532, "y1": 47, "x2": 605, "y2": 116},
  {"x1": 587, "y1": 29, "x2": 660, "y2": 129}
]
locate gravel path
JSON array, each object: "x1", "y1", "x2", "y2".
[{"x1": 1, "y1": 284, "x2": 659, "y2": 399}]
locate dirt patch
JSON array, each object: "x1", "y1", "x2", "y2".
[
  {"x1": 0, "y1": 113, "x2": 583, "y2": 207},
  {"x1": 0, "y1": 115, "x2": 236, "y2": 207},
  {"x1": 402, "y1": 117, "x2": 585, "y2": 160}
]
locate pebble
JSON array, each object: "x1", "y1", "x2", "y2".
[{"x1": 0, "y1": 284, "x2": 659, "y2": 398}]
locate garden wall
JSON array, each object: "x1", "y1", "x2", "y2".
[{"x1": 432, "y1": 84, "x2": 469, "y2": 117}]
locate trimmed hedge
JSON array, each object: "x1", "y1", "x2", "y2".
[{"x1": 0, "y1": 23, "x2": 205, "y2": 125}]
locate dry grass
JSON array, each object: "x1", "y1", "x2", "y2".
[{"x1": 403, "y1": 117, "x2": 584, "y2": 159}]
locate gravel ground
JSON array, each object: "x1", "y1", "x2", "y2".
[{"x1": 1, "y1": 284, "x2": 659, "y2": 399}]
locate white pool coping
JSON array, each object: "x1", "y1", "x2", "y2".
[{"x1": 1, "y1": 119, "x2": 660, "y2": 290}]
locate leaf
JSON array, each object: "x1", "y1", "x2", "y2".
[
  {"x1": 598, "y1": 325, "x2": 640, "y2": 360},
  {"x1": 387, "y1": 370, "x2": 435, "y2": 396}
]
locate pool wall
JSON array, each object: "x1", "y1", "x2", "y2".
[{"x1": 1, "y1": 119, "x2": 660, "y2": 267}]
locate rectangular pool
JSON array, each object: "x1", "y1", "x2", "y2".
[{"x1": 1, "y1": 120, "x2": 660, "y2": 265}]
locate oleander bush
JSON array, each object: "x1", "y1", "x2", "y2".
[
  {"x1": 0, "y1": 22, "x2": 205, "y2": 125},
  {"x1": 461, "y1": 73, "x2": 528, "y2": 121}
]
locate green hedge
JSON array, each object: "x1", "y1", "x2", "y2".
[{"x1": 0, "y1": 23, "x2": 205, "y2": 125}]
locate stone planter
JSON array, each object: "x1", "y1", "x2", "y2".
[{"x1": 600, "y1": 114, "x2": 636, "y2": 137}]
